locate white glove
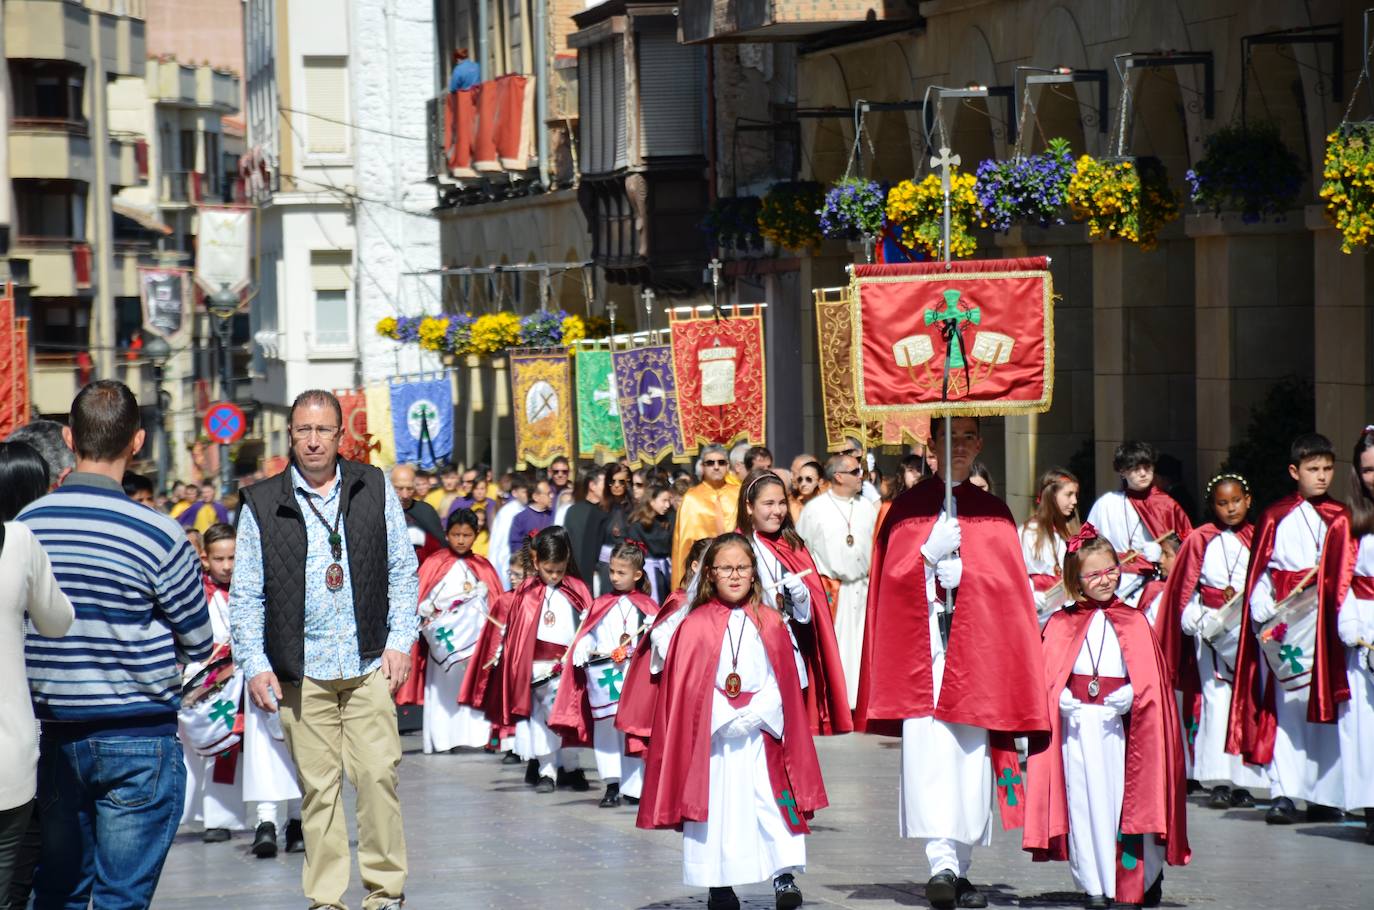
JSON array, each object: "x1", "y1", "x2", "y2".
[
  {"x1": 921, "y1": 513, "x2": 962, "y2": 564},
  {"x1": 418, "y1": 599, "x2": 438, "y2": 620},
  {"x1": 571, "y1": 636, "x2": 593, "y2": 668},
  {"x1": 1141, "y1": 541, "x2": 1163, "y2": 563},
  {"x1": 1195, "y1": 609, "x2": 1224, "y2": 642},
  {"x1": 468, "y1": 581, "x2": 489, "y2": 603},
  {"x1": 781, "y1": 574, "x2": 810, "y2": 606},
  {"x1": 720, "y1": 712, "x2": 754, "y2": 739},
  {"x1": 935, "y1": 557, "x2": 963, "y2": 590},
  {"x1": 1058, "y1": 687, "x2": 1083, "y2": 715},
  {"x1": 1103, "y1": 683, "x2": 1135, "y2": 716},
  {"x1": 1250, "y1": 582, "x2": 1277, "y2": 624}
]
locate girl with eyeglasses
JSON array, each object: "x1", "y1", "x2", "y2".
[
  {"x1": 737, "y1": 470, "x2": 852, "y2": 737},
  {"x1": 1023, "y1": 524, "x2": 1188, "y2": 910},
  {"x1": 636, "y1": 533, "x2": 826, "y2": 910}
]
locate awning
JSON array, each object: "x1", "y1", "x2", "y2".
[{"x1": 112, "y1": 199, "x2": 174, "y2": 235}]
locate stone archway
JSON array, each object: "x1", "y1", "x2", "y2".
[{"x1": 1028, "y1": 4, "x2": 1096, "y2": 158}]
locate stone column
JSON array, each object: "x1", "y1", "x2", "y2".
[{"x1": 1310, "y1": 207, "x2": 1374, "y2": 471}]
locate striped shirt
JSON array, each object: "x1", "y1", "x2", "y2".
[{"x1": 20, "y1": 472, "x2": 213, "y2": 729}]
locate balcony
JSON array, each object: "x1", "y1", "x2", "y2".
[
  {"x1": 8, "y1": 120, "x2": 94, "y2": 183},
  {"x1": 111, "y1": 242, "x2": 146, "y2": 297},
  {"x1": 3, "y1": 0, "x2": 90, "y2": 65},
  {"x1": 147, "y1": 58, "x2": 239, "y2": 111},
  {"x1": 109, "y1": 136, "x2": 141, "y2": 188},
  {"x1": 677, "y1": 0, "x2": 920, "y2": 44},
  {"x1": 13, "y1": 239, "x2": 90, "y2": 298},
  {"x1": 111, "y1": 10, "x2": 146, "y2": 77},
  {"x1": 160, "y1": 170, "x2": 194, "y2": 204},
  {"x1": 196, "y1": 66, "x2": 239, "y2": 111},
  {"x1": 427, "y1": 74, "x2": 539, "y2": 185}
]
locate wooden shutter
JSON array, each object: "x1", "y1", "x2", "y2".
[
  {"x1": 303, "y1": 57, "x2": 349, "y2": 154},
  {"x1": 636, "y1": 19, "x2": 702, "y2": 158}
]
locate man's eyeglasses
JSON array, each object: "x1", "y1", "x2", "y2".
[
  {"x1": 712, "y1": 564, "x2": 754, "y2": 578},
  {"x1": 550, "y1": 467, "x2": 570, "y2": 476},
  {"x1": 291, "y1": 425, "x2": 340, "y2": 441},
  {"x1": 702, "y1": 458, "x2": 727, "y2": 467},
  {"x1": 839, "y1": 468, "x2": 864, "y2": 477},
  {"x1": 1078, "y1": 565, "x2": 1121, "y2": 584}
]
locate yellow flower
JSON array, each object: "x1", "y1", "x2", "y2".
[
  {"x1": 561, "y1": 314, "x2": 586, "y2": 344},
  {"x1": 375, "y1": 316, "x2": 398, "y2": 339}
]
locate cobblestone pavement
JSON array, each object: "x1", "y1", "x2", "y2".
[{"x1": 153, "y1": 731, "x2": 1372, "y2": 909}]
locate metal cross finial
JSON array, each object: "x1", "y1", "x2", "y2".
[
  {"x1": 708, "y1": 258, "x2": 723, "y2": 319},
  {"x1": 641, "y1": 287, "x2": 655, "y2": 331},
  {"x1": 931, "y1": 146, "x2": 961, "y2": 265},
  {"x1": 606, "y1": 298, "x2": 617, "y2": 339}
]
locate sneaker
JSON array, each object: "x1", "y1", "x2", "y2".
[
  {"x1": 251, "y1": 821, "x2": 277, "y2": 858},
  {"x1": 202, "y1": 827, "x2": 231, "y2": 843},
  {"x1": 773, "y1": 872, "x2": 803, "y2": 910},
  {"x1": 285, "y1": 818, "x2": 305, "y2": 853}
]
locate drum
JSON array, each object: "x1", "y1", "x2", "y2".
[
  {"x1": 584, "y1": 656, "x2": 627, "y2": 719},
  {"x1": 423, "y1": 600, "x2": 485, "y2": 668},
  {"x1": 179, "y1": 650, "x2": 244, "y2": 757},
  {"x1": 1258, "y1": 585, "x2": 1319, "y2": 691},
  {"x1": 1203, "y1": 591, "x2": 1245, "y2": 679}
]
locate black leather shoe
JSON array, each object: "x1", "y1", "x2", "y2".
[
  {"x1": 251, "y1": 821, "x2": 277, "y2": 858},
  {"x1": 524, "y1": 758, "x2": 539, "y2": 785},
  {"x1": 774, "y1": 872, "x2": 803, "y2": 910},
  {"x1": 1305, "y1": 803, "x2": 1344, "y2": 822},
  {"x1": 1084, "y1": 897, "x2": 1111, "y2": 910},
  {"x1": 1207, "y1": 785, "x2": 1233, "y2": 809},
  {"x1": 503, "y1": 751, "x2": 522, "y2": 765},
  {"x1": 707, "y1": 887, "x2": 740, "y2": 910},
  {"x1": 926, "y1": 870, "x2": 958, "y2": 908},
  {"x1": 599, "y1": 783, "x2": 621, "y2": 808},
  {"x1": 202, "y1": 827, "x2": 231, "y2": 843},
  {"x1": 623, "y1": 795, "x2": 639, "y2": 806},
  {"x1": 954, "y1": 878, "x2": 986, "y2": 908},
  {"x1": 1143, "y1": 872, "x2": 1163, "y2": 908},
  {"x1": 1266, "y1": 796, "x2": 1299, "y2": 824},
  {"x1": 285, "y1": 818, "x2": 305, "y2": 853},
  {"x1": 1230, "y1": 788, "x2": 1255, "y2": 808},
  {"x1": 558, "y1": 768, "x2": 591, "y2": 791},
  {"x1": 534, "y1": 775, "x2": 556, "y2": 793}
]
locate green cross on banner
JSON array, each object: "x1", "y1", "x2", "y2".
[
  {"x1": 1117, "y1": 831, "x2": 1142, "y2": 871},
  {"x1": 434, "y1": 626, "x2": 456, "y2": 652},
  {"x1": 923, "y1": 289, "x2": 981, "y2": 369},
  {"x1": 997, "y1": 767, "x2": 1022, "y2": 806},
  {"x1": 777, "y1": 789, "x2": 800, "y2": 826},
  {"x1": 209, "y1": 698, "x2": 235, "y2": 730},
  {"x1": 598, "y1": 666, "x2": 623, "y2": 701},
  {"x1": 1278, "y1": 644, "x2": 1304, "y2": 674}
]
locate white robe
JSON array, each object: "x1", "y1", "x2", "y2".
[
  {"x1": 578, "y1": 594, "x2": 646, "y2": 784},
  {"x1": 1249, "y1": 502, "x2": 1344, "y2": 806},
  {"x1": 796, "y1": 492, "x2": 876, "y2": 710},
  {"x1": 1178, "y1": 530, "x2": 1267, "y2": 789},
  {"x1": 182, "y1": 587, "x2": 248, "y2": 830},
  {"x1": 681, "y1": 609, "x2": 804, "y2": 888},
  {"x1": 1085, "y1": 491, "x2": 1155, "y2": 607},
  {"x1": 1020, "y1": 521, "x2": 1069, "y2": 625},
  {"x1": 419, "y1": 559, "x2": 492, "y2": 753},
  {"x1": 900, "y1": 555, "x2": 992, "y2": 856},
  {"x1": 519, "y1": 585, "x2": 578, "y2": 768},
  {"x1": 1061, "y1": 611, "x2": 1163, "y2": 898},
  {"x1": 488, "y1": 499, "x2": 526, "y2": 589},
  {"x1": 1337, "y1": 535, "x2": 1374, "y2": 811}
]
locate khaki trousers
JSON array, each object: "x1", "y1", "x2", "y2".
[{"x1": 279, "y1": 670, "x2": 406, "y2": 910}]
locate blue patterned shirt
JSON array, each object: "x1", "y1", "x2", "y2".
[{"x1": 229, "y1": 464, "x2": 420, "y2": 682}]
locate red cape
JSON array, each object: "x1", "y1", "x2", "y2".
[
  {"x1": 752, "y1": 531, "x2": 853, "y2": 735},
  {"x1": 636, "y1": 598, "x2": 828, "y2": 831},
  {"x1": 617, "y1": 590, "x2": 688, "y2": 756},
  {"x1": 549, "y1": 590, "x2": 660, "y2": 744},
  {"x1": 1153, "y1": 523, "x2": 1253, "y2": 687},
  {"x1": 1128, "y1": 486, "x2": 1194, "y2": 541},
  {"x1": 493, "y1": 576, "x2": 593, "y2": 727},
  {"x1": 1024, "y1": 599, "x2": 1190, "y2": 896},
  {"x1": 397, "y1": 550, "x2": 503, "y2": 706},
  {"x1": 458, "y1": 589, "x2": 517, "y2": 726},
  {"x1": 1226, "y1": 494, "x2": 1354, "y2": 764},
  {"x1": 855, "y1": 477, "x2": 1050, "y2": 742}
]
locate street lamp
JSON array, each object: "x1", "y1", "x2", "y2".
[
  {"x1": 144, "y1": 335, "x2": 172, "y2": 490},
  {"x1": 207, "y1": 284, "x2": 240, "y2": 498}
]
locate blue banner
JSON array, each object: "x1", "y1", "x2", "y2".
[
  {"x1": 612, "y1": 343, "x2": 688, "y2": 467},
  {"x1": 389, "y1": 376, "x2": 453, "y2": 468}
]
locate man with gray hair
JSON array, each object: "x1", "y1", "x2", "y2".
[
  {"x1": 671, "y1": 443, "x2": 739, "y2": 588},
  {"x1": 841, "y1": 435, "x2": 882, "y2": 502},
  {"x1": 6, "y1": 420, "x2": 77, "y2": 489},
  {"x1": 728, "y1": 441, "x2": 751, "y2": 480}
]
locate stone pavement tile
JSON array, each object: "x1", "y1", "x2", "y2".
[{"x1": 153, "y1": 731, "x2": 1373, "y2": 909}]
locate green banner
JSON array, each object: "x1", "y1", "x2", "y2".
[{"x1": 575, "y1": 348, "x2": 626, "y2": 458}]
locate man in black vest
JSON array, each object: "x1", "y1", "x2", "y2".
[{"x1": 230, "y1": 390, "x2": 419, "y2": 910}]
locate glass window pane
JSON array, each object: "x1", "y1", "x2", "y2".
[{"x1": 313, "y1": 289, "x2": 350, "y2": 347}]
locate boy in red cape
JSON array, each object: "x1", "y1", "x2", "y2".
[
  {"x1": 637, "y1": 533, "x2": 825, "y2": 910},
  {"x1": 457, "y1": 550, "x2": 524, "y2": 757},
  {"x1": 856, "y1": 417, "x2": 1049, "y2": 910},
  {"x1": 1226, "y1": 433, "x2": 1353, "y2": 824},
  {"x1": 1023, "y1": 524, "x2": 1189, "y2": 910}
]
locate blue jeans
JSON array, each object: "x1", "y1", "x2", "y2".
[{"x1": 33, "y1": 735, "x2": 186, "y2": 910}]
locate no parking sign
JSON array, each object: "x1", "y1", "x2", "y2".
[{"x1": 204, "y1": 401, "x2": 246, "y2": 444}]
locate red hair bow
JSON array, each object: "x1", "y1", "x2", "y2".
[
  {"x1": 627, "y1": 538, "x2": 648, "y2": 554},
  {"x1": 1065, "y1": 522, "x2": 1099, "y2": 555},
  {"x1": 527, "y1": 529, "x2": 539, "y2": 539}
]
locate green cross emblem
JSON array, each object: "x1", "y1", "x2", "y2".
[
  {"x1": 997, "y1": 767, "x2": 1022, "y2": 806},
  {"x1": 1118, "y1": 831, "x2": 1143, "y2": 871},
  {"x1": 777, "y1": 789, "x2": 800, "y2": 826},
  {"x1": 1188, "y1": 717, "x2": 1199, "y2": 746},
  {"x1": 434, "y1": 626, "x2": 456, "y2": 652},
  {"x1": 1278, "y1": 644, "x2": 1304, "y2": 674},
  {"x1": 209, "y1": 698, "x2": 235, "y2": 730},
  {"x1": 598, "y1": 666, "x2": 623, "y2": 701},
  {"x1": 923, "y1": 289, "x2": 981, "y2": 369},
  {"x1": 412, "y1": 403, "x2": 437, "y2": 423}
]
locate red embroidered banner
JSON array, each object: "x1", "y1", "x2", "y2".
[
  {"x1": 851, "y1": 258, "x2": 1054, "y2": 417},
  {"x1": 669, "y1": 312, "x2": 766, "y2": 451},
  {"x1": 336, "y1": 389, "x2": 372, "y2": 463}
]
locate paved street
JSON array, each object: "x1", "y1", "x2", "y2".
[{"x1": 154, "y1": 731, "x2": 1371, "y2": 909}]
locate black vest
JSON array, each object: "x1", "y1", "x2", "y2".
[{"x1": 241, "y1": 459, "x2": 391, "y2": 683}]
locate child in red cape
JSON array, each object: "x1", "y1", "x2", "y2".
[
  {"x1": 1023, "y1": 524, "x2": 1189, "y2": 910},
  {"x1": 637, "y1": 533, "x2": 825, "y2": 910},
  {"x1": 460, "y1": 550, "x2": 525, "y2": 760}
]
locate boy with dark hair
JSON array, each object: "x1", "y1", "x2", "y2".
[
  {"x1": 121, "y1": 470, "x2": 155, "y2": 506},
  {"x1": 1085, "y1": 441, "x2": 1193, "y2": 606},
  {"x1": 1227, "y1": 432, "x2": 1350, "y2": 824}
]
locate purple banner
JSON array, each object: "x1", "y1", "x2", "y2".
[{"x1": 612, "y1": 343, "x2": 688, "y2": 467}]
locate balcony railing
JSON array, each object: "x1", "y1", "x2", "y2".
[
  {"x1": 161, "y1": 170, "x2": 193, "y2": 203},
  {"x1": 428, "y1": 75, "x2": 538, "y2": 182}
]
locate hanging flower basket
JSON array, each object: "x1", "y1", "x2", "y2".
[
  {"x1": 974, "y1": 137, "x2": 1076, "y2": 233},
  {"x1": 376, "y1": 315, "x2": 423, "y2": 344},
  {"x1": 1320, "y1": 123, "x2": 1374, "y2": 253},
  {"x1": 582, "y1": 314, "x2": 613, "y2": 339},
  {"x1": 702, "y1": 195, "x2": 763, "y2": 252},
  {"x1": 758, "y1": 181, "x2": 824, "y2": 252},
  {"x1": 1187, "y1": 123, "x2": 1303, "y2": 224},
  {"x1": 470, "y1": 312, "x2": 521, "y2": 354},
  {"x1": 518, "y1": 309, "x2": 586, "y2": 348},
  {"x1": 818, "y1": 178, "x2": 886, "y2": 240},
  {"x1": 885, "y1": 170, "x2": 981, "y2": 259},
  {"x1": 1066, "y1": 155, "x2": 1180, "y2": 250},
  {"x1": 444, "y1": 313, "x2": 475, "y2": 354}
]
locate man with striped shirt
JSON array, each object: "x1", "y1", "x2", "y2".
[{"x1": 21, "y1": 380, "x2": 212, "y2": 909}]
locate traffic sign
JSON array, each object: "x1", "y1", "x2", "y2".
[{"x1": 204, "y1": 401, "x2": 247, "y2": 445}]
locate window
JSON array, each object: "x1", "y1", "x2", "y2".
[
  {"x1": 14, "y1": 180, "x2": 85, "y2": 239},
  {"x1": 311, "y1": 251, "x2": 352, "y2": 348},
  {"x1": 303, "y1": 57, "x2": 349, "y2": 155}
]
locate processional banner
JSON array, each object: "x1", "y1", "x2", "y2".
[
  {"x1": 612, "y1": 343, "x2": 688, "y2": 468},
  {"x1": 851, "y1": 258, "x2": 1054, "y2": 416},
  {"x1": 389, "y1": 376, "x2": 453, "y2": 469},
  {"x1": 363, "y1": 383, "x2": 397, "y2": 466},
  {"x1": 0, "y1": 284, "x2": 30, "y2": 439},
  {"x1": 336, "y1": 389, "x2": 374, "y2": 464},
  {"x1": 510, "y1": 349, "x2": 574, "y2": 469},
  {"x1": 668, "y1": 312, "x2": 766, "y2": 450},
  {"x1": 139, "y1": 267, "x2": 191, "y2": 344},
  {"x1": 573, "y1": 346, "x2": 626, "y2": 459},
  {"x1": 814, "y1": 286, "x2": 929, "y2": 451}
]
